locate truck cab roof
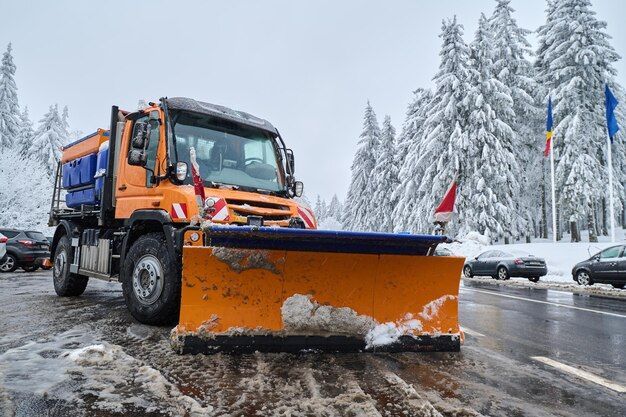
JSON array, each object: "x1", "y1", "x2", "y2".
[{"x1": 165, "y1": 97, "x2": 278, "y2": 136}]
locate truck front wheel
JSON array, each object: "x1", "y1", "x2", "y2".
[
  {"x1": 122, "y1": 233, "x2": 180, "y2": 325},
  {"x1": 53, "y1": 235, "x2": 88, "y2": 296}
]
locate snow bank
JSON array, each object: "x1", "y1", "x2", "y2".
[
  {"x1": 365, "y1": 295, "x2": 457, "y2": 348},
  {"x1": 317, "y1": 217, "x2": 343, "y2": 231},
  {"x1": 442, "y1": 231, "x2": 620, "y2": 284},
  {"x1": 281, "y1": 294, "x2": 376, "y2": 337}
]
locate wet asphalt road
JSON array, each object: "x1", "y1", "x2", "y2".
[{"x1": 0, "y1": 271, "x2": 624, "y2": 417}]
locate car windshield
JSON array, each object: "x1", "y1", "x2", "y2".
[{"x1": 172, "y1": 111, "x2": 285, "y2": 193}]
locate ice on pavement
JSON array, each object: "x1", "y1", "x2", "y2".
[{"x1": 0, "y1": 325, "x2": 212, "y2": 416}]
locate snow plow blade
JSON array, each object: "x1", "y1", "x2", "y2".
[{"x1": 173, "y1": 227, "x2": 464, "y2": 354}]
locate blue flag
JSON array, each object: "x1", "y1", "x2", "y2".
[{"x1": 605, "y1": 84, "x2": 620, "y2": 141}]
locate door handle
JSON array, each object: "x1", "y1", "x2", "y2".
[{"x1": 118, "y1": 184, "x2": 127, "y2": 191}]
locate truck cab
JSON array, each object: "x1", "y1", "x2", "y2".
[{"x1": 116, "y1": 97, "x2": 314, "y2": 228}]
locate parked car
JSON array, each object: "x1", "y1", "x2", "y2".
[
  {"x1": 0, "y1": 232, "x2": 7, "y2": 263},
  {"x1": 0, "y1": 228, "x2": 51, "y2": 273},
  {"x1": 572, "y1": 245, "x2": 626, "y2": 289},
  {"x1": 463, "y1": 250, "x2": 548, "y2": 282}
]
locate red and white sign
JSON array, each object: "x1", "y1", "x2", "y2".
[
  {"x1": 208, "y1": 197, "x2": 230, "y2": 222},
  {"x1": 434, "y1": 180, "x2": 457, "y2": 223},
  {"x1": 297, "y1": 206, "x2": 316, "y2": 229},
  {"x1": 171, "y1": 203, "x2": 188, "y2": 220}
]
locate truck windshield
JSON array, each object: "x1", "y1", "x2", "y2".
[{"x1": 172, "y1": 111, "x2": 285, "y2": 193}]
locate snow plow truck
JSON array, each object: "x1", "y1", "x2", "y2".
[{"x1": 47, "y1": 97, "x2": 464, "y2": 353}]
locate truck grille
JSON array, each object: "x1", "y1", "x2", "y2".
[{"x1": 226, "y1": 199, "x2": 292, "y2": 221}]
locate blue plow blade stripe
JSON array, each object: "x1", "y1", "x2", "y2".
[{"x1": 202, "y1": 226, "x2": 449, "y2": 256}]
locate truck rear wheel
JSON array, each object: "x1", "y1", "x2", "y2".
[
  {"x1": 122, "y1": 233, "x2": 180, "y2": 325},
  {"x1": 53, "y1": 235, "x2": 88, "y2": 296}
]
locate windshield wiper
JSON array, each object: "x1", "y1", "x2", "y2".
[{"x1": 205, "y1": 181, "x2": 239, "y2": 190}]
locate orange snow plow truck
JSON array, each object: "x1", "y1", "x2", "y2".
[{"x1": 48, "y1": 97, "x2": 464, "y2": 353}]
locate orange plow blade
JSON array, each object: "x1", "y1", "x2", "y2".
[{"x1": 172, "y1": 227, "x2": 464, "y2": 353}]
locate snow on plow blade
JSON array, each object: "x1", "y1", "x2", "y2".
[{"x1": 173, "y1": 226, "x2": 464, "y2": 354}]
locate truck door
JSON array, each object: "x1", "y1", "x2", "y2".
[
  {"x1": 591, "y1": 246, "x2": 621, "y2": 280},
  {"x1": 115, "y1": 111, "x2": 165, "y2": 218}
]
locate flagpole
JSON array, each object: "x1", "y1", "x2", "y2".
[
  {"x1": 606, "y1": 132, "x2": 616, "y2": 243},
  {"x1": 549, "y1": 135, "x2": 557, "y2": 243}
]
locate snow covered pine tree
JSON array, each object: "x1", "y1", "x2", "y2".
[
  {"x1": 463, "y1": 13, "x2": 519, "y2": 241},
  {"x1": 393, "y1": 88, "x2": 433, "y2": 232},
  {"x1": 28, "y1": 104, "x2": 68, "y2": 175},
  {"x1": 540, "y1": 0, "x2": 621, "y2": 242},
  {"x1": 490, "y1": 0, "x2": 541, "y2": 240},
  {"x1": 405, "y1": 17, "x2": 473, "y2": 235},
  {"x1": 370, "y1": 115, "x2": 398, "y2": 232},
  {"x1": 342, "y1": 102, "x2": 380, "y2": 231},
  {"x1": 0, "y1": 43, "x2": 20, "y2": 149}
]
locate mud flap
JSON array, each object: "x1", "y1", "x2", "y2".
[{"x1": 173, "y1": 227, "x2": 464, "y2": 353}]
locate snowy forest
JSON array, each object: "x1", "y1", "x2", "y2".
[
  {"x1": 0, "y1": 43, "x2": 78, "y2": 231},
  {"x1": 333, "y1": 0, "x2": 626, "y2": 243}
]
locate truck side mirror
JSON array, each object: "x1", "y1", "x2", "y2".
[
  {"x1": 286, "y1": 149, "x2": 295, "y2": 174},
  {"x1": 131, "y1": 121, "x2": 150, "y2": 149},
  {"x1": 128, "y1": 149, "x2": 147, "y2": 167}
]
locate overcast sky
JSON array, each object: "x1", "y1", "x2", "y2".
[{"x1": 1, "y1": 0, "x2": 625, "y2": 201}]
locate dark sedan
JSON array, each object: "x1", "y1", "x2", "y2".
[
  {"x1": 463, "y1": 250, "x2": 548, "y2": 282},
  {"x1": 571, "y1": 245, "x2": 626, "y2": 289},
  {"x1": 0, "y1": 228, "x2": 51, "y2": 273}
]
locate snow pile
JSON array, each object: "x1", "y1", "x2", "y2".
[
  {"x1": 281, "y1": 294, "x2": 376, "y2": 337},
  {"x1": 0, "y1": 326, "x2": 212, "y2": 416},
  {"x1": 365, "y1": 316, "x2": 424, "y2": 348},
  {"x1": 366, "y1": 295, "x2": 457, "y2": 348},
  {"x1": 439, "y1": 231, "x2": 489, "y2": 259},
  {"x1": 211, "y1": 247, "x2": 283, "y2": 274},
  {"x1": 317, "y1": 216, "x2": 343, "y2": 231}
]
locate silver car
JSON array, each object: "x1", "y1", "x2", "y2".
[{"x1": 463, "y1": 250, "x2": 548, "y2": 282}]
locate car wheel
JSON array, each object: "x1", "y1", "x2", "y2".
[
  {"x1": 0, "y1": 254, "x2": 18, "y2": 273},
  {"x1": 497, "y1": 266, "x2": 509, "y2": 281},
  {"x1": 576, "y1": 270, "x2": 592, "y2": 286},
  {"x1": 122, "y1": 233, "x2": 180, "y2": 325},
  {"x1": 528, "y1": 276, "x2": 540, "y2": 283},
  {"x1": 53, "y1": 235, "x2": 89, "y2": 296},
  {"x1": 22, "y1": 265, "x2": 39, "y2": 272},
  {"x1": 463, "y1": 265, "x2": 473, "y2": 278},
  {"x1": 611, "y1": 283, "x2": 625, "y2": 289}
]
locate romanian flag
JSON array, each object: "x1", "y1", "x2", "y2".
[{"x1": 544, "y1": 97, "x2": 553, "y2": 157}]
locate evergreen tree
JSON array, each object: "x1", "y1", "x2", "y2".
[
  {"x1": 314, "y1": 195, "x2": 328, "y2": 222},
  {"x1": 342, "y1": 102, "x2": 380, "y2": 231},
  {"x1": 541, "y1": 0, "x2": 620, "y2": 238},
  {"x1": 490, "y1": 0, "x2": 540, "y2": 238},
  {"x1": 15, "y1": 106, "x2": 34, "y2": 155},
  {"x1": 371, "y1": 115, "x2": 397, "y2": 232},
  {"x1": 0, "y1": 43, "x2": 20, "y2": 149},
  {"x1": 462, "y1": 14, "x2": 519, "y2": 239},
  {"x1": 393, "y1": 88, "x2": 433, "y2": 232},
  {"x1": 408, "y1": 17, "x2": 473, "y2": 234},
  {"x1": 328, "y1": 194, "x2": 342, "y2": 220},
  {"x1": 28, "y1": 104, "x2": 67, "y2": 174}
]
